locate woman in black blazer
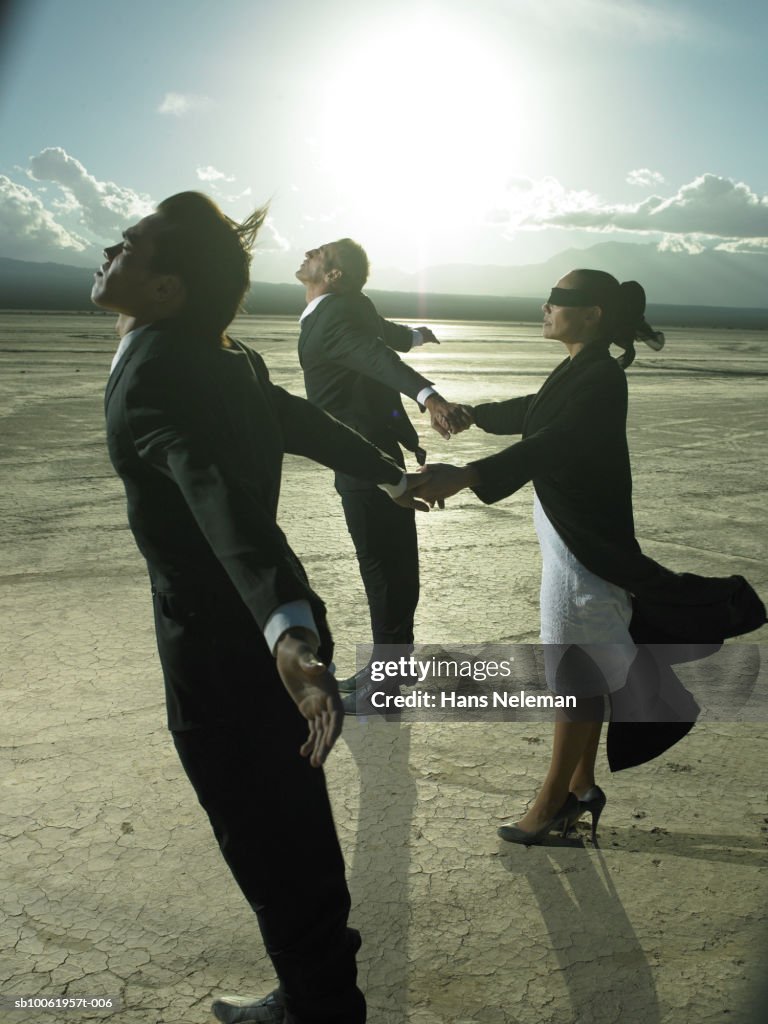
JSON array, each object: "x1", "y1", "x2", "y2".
[{"x1": 415, "y1": 269, "x2": 765, "y2": 845}]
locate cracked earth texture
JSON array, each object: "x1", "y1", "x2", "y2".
[{"x1": 1, "y1": 313, "x2": 766, "y2": 1024}]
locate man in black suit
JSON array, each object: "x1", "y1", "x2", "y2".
[
  {"x1": 296, "y1": 239, "x2": 469, "y2": 708},
  {"x1": 95, "y1": 193, "x2": 423, "y2": 1024}
]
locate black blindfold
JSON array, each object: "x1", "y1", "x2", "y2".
[{"x1": 547, "y1": 287, "x2": 602, "y2": 307}]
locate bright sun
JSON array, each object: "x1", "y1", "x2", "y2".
[{"x1": 317, "y1": 13, "x2": 540, "y2": 247}]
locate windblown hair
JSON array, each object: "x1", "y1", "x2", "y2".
[
  {"x1": 152, "y1": 191, "x2": 269, "y2": 338},
  {"x1": 325, "y1": 238, "x2": 370, "y2": 293},
  {"x1": 570, "y1": 269, "x2": 664, "y2": 368}
]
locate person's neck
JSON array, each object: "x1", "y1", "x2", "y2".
[
  {"x1": 562, "y1": 340, "x2": 586, "y2": 360},
  {"x1": 304, "y1": 284, "x2": 334, "y2": 304},
  {"x1": 116, "y1": 313, "x2": 149, "y2": 338}
]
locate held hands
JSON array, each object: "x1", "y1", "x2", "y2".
[
  {"x1": 411, "y1": 463, "x2": 480, "y2": 507},
  {"x1": 275, "y1": 628, "x2": 342, "y2": 767},
  {"x1": 393, "y1": 471, "x2": 435, "y2": 512},
  {"x1": 424, "y1": 394, "x2": 474, "y2": 439}
]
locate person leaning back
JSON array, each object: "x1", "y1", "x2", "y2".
[
  {"x1": 95, "y1": 192, "x2": 424, "y2": 1024},
  {"x1": 296, "y1": 239, "x2": 470, "y2": 710}
]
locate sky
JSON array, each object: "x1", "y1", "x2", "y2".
[{"x1": 0, "y1": 0, "x2": 767, "y2": 289}]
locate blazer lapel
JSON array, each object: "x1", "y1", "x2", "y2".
[
  {"x1": 524, "y1": 356, "x2": 572, "y2": 425},
  {"x1": 524, "y1": 346, "x2": 612, "y2": 430},
  {"x1": 297, "y1": 302, "x2": 329, "y2": 366},
  {"x1": 104, "y1": 326, "x2": 157, "y2": 411}
]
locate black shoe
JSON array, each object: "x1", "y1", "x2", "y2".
[
  {"x1": 211, "y1": 989, "x2": 283, "y2": 1024},
  {"x1": 341, "y1": 675, "x2": 401, "y2": 716},
  {"x1": 497, "y1": 793, "x2": 580, "y2": 846},
  {"x1": 337, "y1": 667, "x2": 370, "y2": 696},
  {"x1": 211, "y1": 930, "x2": 362, "y2": 1023},
  {"x1": 576, "y1": 785, "x2": 607, "y2": 845}
]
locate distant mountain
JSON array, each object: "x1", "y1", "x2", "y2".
[
  {"x1": 372, "y1": 241, "x2": 768, "y2": 309},
  {"x1": 0, "y1": 258, "x2": 99, "y2": 310},
  {"x1": 1, "y1": 250, "x2": 767, "y2": 329}
]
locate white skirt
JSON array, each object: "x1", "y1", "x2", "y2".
[{"x1": 533, "y1": 493, "x2": 636, "y2": 695}]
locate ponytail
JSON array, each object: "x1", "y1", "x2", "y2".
[{"x1": 569, "y1": 270, "x2": 665, "y2": 368}]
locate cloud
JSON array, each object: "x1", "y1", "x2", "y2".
[
  {"x1": 28, "y1": 147, "x2": 153, "y2": 238},
  {"x1": 714, "y1": 238, "x2": 768, "y2": 254},
  {"x1": 657, "y1": 234, "x2": 706, "y2": 255},
  {"x1": 219, "y1": 186, "x2": 253, "y2": 204},
  {"x1": 260, "y1": 217, "x2": 290, "y2": 253},
  {"x1": 494, "y1": 176, "x2": 602, "y2": 228},
  {"x1": 196, "y1": 165, "x2": 235, "y2": 183},
  {"x1": 158, "y1": 92, "x2": 214, "y2": 116},
  {"x1": 627, "y1": 168, "x2": 666, "y2": 187},
  {"x1": 508, "y1": 0, "x2": 692, "y2": 41},
  {"x1": 497, "y1": 173, "x2": 768, "y2": 241},
  {"x1": 0, "y1": 175, "x2": 89, "y2": 260}
]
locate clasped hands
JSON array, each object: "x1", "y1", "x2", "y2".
[
  {"x1": 394, "y1": 464, "x2": 480, "y2": 511},
  {"x1": 424, "y1": 394, "x2": 474, "y2": 440},
  {"x1": 390, "y1": 397, "x2": 479, "y2": 511}
]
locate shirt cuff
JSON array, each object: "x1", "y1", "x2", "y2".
[
  {"x1": 411, "y1": 329, "x2": 424, "y2": 348},
  {"x1": 417, "y1": 386, "x2": 437, "y2": 407},
  {"x1": 264, "y1": 600, "x2": 319, "y2": 656},
  {"x1": 378, "y1": 473, "x2": 408, "y2": 499}
]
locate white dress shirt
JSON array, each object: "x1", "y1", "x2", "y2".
[{"x1": 110, "y1": 325, "x2": 150, "y2": 374}]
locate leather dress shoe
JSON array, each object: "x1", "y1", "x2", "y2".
[
  {"x1": 211, "y1": 930, "x2": 362, "y2": 1023},
  {"x1": 336, "y1": 667, "x2": 370, "y2": 696},
  {"x1": 211, "y1": 988, "x2": 283, "y2": 1024},
  {"x1": 341, "y1": 674, "x2": 401, "y2": 716}
]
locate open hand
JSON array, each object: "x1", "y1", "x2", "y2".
[{"x1": 275, "y1": 629, "x2": 343, "y2": 766}]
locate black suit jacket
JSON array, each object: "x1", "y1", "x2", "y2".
[
  {"x1": 105, "y1": 322, "x2": 404, "y2": 727},
  {"x1": 470, "y1": 344, "x2": 765, "y2": 644},
  {"x1": 470, "y1": 344, "x2": 765, "y2": 770},
  {"x1": 299, "y1": 292, "x2": 433, "y2": 489}
]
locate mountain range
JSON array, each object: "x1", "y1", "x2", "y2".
[
  {"x1": 1, "y1": 241, "x2": 767, "y2": 328},
  {"x1": 371, "y1": 241, "x2": 768, "y2": 310}
]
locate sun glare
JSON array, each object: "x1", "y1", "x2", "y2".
[{"x1": 317, "y1": 14, "x2": 540, "y2": 251}]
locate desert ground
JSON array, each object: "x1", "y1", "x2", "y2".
[{"x1": 1, "y1": 311, "x2": 766, "y2": 1024}]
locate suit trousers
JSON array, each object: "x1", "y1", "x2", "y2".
[
  {"x1": 155, "y1": 599, "x2": 364, "y2": 1023},
  {"x1": 338, "y1": 485, "x2": 419, "y2": 650}
]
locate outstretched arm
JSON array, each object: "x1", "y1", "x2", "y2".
[
  {"x1": 321, "y1": 297, "x2": 433, "y2": 400},
  {"x1": 379, "y1": 318, "x2": 441, "y2": 351},
  {"x1": 267, "y1": 379, "x2": 405, "y2": 485},
  {"x1": 413, "y1": 364, "x2": 627, "y2": 505},
  {"x1": 473, "y1": 395, "x2": 535, "y2": 435}
]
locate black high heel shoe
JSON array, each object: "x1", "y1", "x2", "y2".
[
  {"x1": 498, "y1": 793, "x2": 580, "y2": 846},
  {"x1": 576, "y1": 785, "x2": 607, "y2": 844}
]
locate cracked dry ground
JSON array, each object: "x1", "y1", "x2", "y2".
[{"x1": 2, "y1": 315, "x2": 767, "y2": 1023}]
